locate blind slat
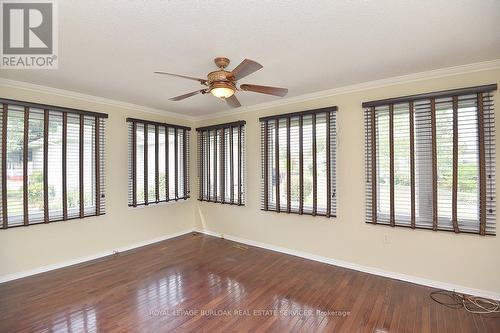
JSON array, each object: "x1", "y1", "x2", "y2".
[
  {"x1": 127, "y1": 119, "x2": 190, "y2": 207},
  {"x1": 260, "y1": 108, "x2": 337, "y2": 217},
  {"x1": 365, "y1": 90, "x2": 496, "y2": 235},
  {"x1": 196, "y1": 121, "x2": 246, "y2": 205},
  {"x1": 0, "y1": 101, "x2": 106, "y2": 229}
]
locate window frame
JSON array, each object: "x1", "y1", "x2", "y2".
[
  {"x1": 0, "y1": 98, "x2": 107, "y2": 229},
  {"x1": 127, "y1": 118, "x2": 190, "y2": 207},
  {"x1": 363, "y1": 84, "x2": 497, "y2": 235},
  {"x1": 259, "y1": 107, "x2": 338, "y2": 217},
  {"x1": 196, "y1": 120, "x2": 246, "y2": 205}
]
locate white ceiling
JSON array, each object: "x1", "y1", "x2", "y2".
[{"x1": 1, "y1": 0, "x2": 499, "y2": 117}]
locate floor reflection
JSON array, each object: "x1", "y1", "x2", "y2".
[
  {"x1": 207, "y1": 272, "x2": 247, "y2": 303},
  {"x1": 36, "y1": 307, "x2": 97, "y2": 333},
  {"x1": 270, "y1": 295, "x2": 330, "y2": 327},
  {"x1": 136, "y1": 272, "x2": 185, "y2": 310}
]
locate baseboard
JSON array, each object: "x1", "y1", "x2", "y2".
[
  {"x1": 195, "y1": 228, "x2": 500, "y2": 301},
  {"x1": 3, "y1": 227, "x2": 499, "y2": 301},
  {"x1": 0, "y1": 229, "x2": 193, "y2": 284}
]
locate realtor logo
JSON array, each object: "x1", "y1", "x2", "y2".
[{"x1": 1, "y1": 0, "x2": 58, "y2": 69}]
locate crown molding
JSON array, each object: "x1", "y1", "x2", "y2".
[
  {"x1": 1, "y1": 59, "x2": 499, "y2": 123},
  {"x1": 0, "y1": 78, "x2": 197, "y2": 122},
  {"x1": 196, "y1": 59, "x2": 500, "y2": 121}
]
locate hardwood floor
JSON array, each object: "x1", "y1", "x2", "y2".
[{"x1": 0, "y1": 232, "x2": 498, "y2": 332}]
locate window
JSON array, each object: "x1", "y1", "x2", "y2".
[
  {"x1": 0, "y1": 98, "x2": 107, "y2": 229},
  {"x1": 364, "y1": 84, "x2": 496, "y2": 235},
  {"x1": 260, "y1": 107, "x2": 337, "y2": 217},
  {"x1": 127, "y1": 118, "x2": 190, "y2": 206},
  {"x1": 196, "y1": 121, "x2": 245, "y2": 205}
]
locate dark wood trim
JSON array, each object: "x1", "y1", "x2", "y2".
[
  {"x1": 452, "y1": 96, "x2": 459, "y2": 233},
  {"x1": 205, "y1": 130, "x2": 210, "y2": 201},
  {"x1": 362, "y1": 84, "x2": 498, "y2": 108},
  {"x1": 0, "y1": 98, "x2": 109, "y2": 118},
  {"x1": 23, "y1": 107, "x2": 29, "y2": 226},
  {"x1": 79, "y1": 114, "x2": 84, "y2": 218},
  {"x1": 274, "y1": 119, "x2": 280, "y2": 212},
  {"x1": 174, "y1": 128, "x2": 178, "y2": 200},
  {"x1": 299, "y1": 116, "x2": 304, "y2": 214},
  {"x1": 389, "y1": 104, "x2": 394, "y2": 227},
  {"x1": 230, "y1": 126, "x2": 234, "y2": 204},
  {"x1": 238, "y1": 125, "x2": 242, "y2": 205},
  {"x1": 1, "y1": 104, "x2": 7, "y2": 228},
  {"x1": 198, "y1": 199, "x2": 242, "y2": 206},
  {"x1": 1, "y1": 213, "x2": 107, "y2": 230},
  {"x1": 261, "y1": 208, "x2": 337, "y2": 218},
  {"x1": 62, "y1": 113, "x2": 68, "y2": 219},
  {"x1": 263, "y1": 122, "x2": 269, "y2": 210},
  {"x1": 370, "y1": 107, "x2": 377, "y2": 224},
  {"x1": 165, "y1": 126, "x2": 169, "y2": 201},
  {"x1": 132, "y1": 122, "x2": 137, "y2": 207},
  {"x1": 155, "y1": 125, "x2": 159, "y2": 203},
  {"x1": 286, "y1": 117, "x2": 291, "y2": 213},
  {"x1": 409, "y1": 102, "x2": 416, "y2": 229},
  {"x1": 312, "y1": 113, "x2": 317, "y2": 216},
  {"x1": 95, "y1": 117, "x2": 101, "y2": 215},
  {"x1": 212, "y1": 129, "x2": 216, "y2": 202},
  {"x1": 198, "y1": 131, "x2": 203, "y2": 200},
  {"x1": 126, "y1": 118, "x2": 190, "y2": 131},
  {"x1": 183, "y1": 129, "x2": 188, "y2": 199},
  {"x1": 430, "y1": 98, "x2": 438, "y2": 231},
  {"x1": 130, "y1": 198, "x2": 191, "y2": 207},
  {"x1": 259, "y1": 106, "x2": 338, "y2": 122},
  {"x1": 365, "y1": 218, "x2": 494, "y2": 236},
  {"x1": 477, "y1": 93, "x2": 486, "y2": 236},
  {"x1": 326, "y1": 111, "x2": 331, "y2": 217},
  {"x1": 144, "y1": 124, "x2": 148, "y2": 205},
  {"x1": 196, "y1": 120, "x2": 246, "y2": 132},
  {"x1": 43, "y1": 110, "x2": 49, "y2": 222},
  {"x1": 220, "y1": 128, "x2": 225, "y2": 202}
]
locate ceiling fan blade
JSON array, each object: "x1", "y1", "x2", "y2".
[
  {"x1": 230, "y1": 59, "x2": 263, "y2": 80},
  {"x1": 240, "y1": 84, "x2": 288, "y2": 97},
  {"x1": 226, "y1": 95, "x2": 241, "y2": 108},
  {"x1": 154, "y1": 71, "x2": 207, "y2": 85},
  {"x1": 169, "y1": 89, "x2": 207, "y2": 101}
]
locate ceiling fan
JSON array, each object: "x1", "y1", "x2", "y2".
[{"x1": 154, "y1": 57, "x2": 288, "y2": 108}]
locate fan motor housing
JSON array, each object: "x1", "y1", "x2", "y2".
[{"x1": 207, "y1": 70, "x2": 234, "y2": 84}]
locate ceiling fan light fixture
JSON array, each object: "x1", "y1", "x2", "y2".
[
  {"x1": 211, "y1": 87, "x2": 234, "y2": 99},
  {"x1": 156, "y1": 57, "x2": 287, "y2": 107},
  {"x1": 210, "y1": 82, "x2": 235, "y2": 99}
]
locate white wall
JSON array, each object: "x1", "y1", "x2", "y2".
[
  {"x1": 194, "y1": 68, "x2": 500, "y2": 295},
  {"x1": 0, "y1": 84, "x2": 196, "y2": 277}
]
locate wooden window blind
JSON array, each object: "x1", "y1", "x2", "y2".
[
  {"x1": 127, "y1": 118, "x2": 190, "y2": 206},
  {"x1": 363, "y1": 84, "x2": 497, "y2": 235},
  {"x1": 0, "y1": 98, "x2": 107, "y2": 229},
  {"x1": 260, "y1": 107, "x2": 337, "y2": 217},
  {"x1": 196, "y1": 121, "x2": 246, "y2": 205}
]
